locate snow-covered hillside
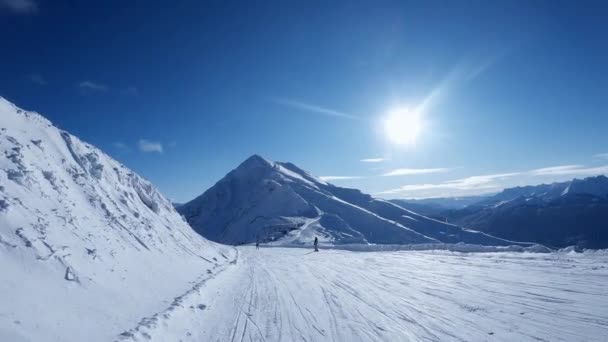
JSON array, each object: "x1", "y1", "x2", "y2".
[
  {"x1": 178, "y1": 155, "x2": 519, "y2": 246},
  {"x1": 0, "y1": 97, "x2": 235, "y2": 342}
]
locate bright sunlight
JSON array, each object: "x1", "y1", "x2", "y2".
[{"x1": 384, "y1": 107, "x2": 422, "y2": 145}]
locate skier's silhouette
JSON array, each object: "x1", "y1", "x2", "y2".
[{"x1": 314, "y1": 237, "x2": 319, "y2": 252}]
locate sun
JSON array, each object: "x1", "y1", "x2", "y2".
[{"x1": 384, "y1": 107, "x2": 422, "y2": 145}]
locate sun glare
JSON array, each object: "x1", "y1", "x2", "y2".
[{"x1": 384, "y1": 108, "x2": 422, "y2": 145}]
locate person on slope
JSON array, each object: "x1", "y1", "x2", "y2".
[
  {"x1": 314, "y1": 236, "x2": 319, "y2": 252},
  {"x1": 256, "y1": 240, "x2": 260, "y2": 250}
]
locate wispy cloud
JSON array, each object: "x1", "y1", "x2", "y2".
[
  {"x1": 28, "y1": 74, "x2": 47, "y2": 85},
  {"x1": 445, "y1": 172, "x2": 521, "y2": 190},
  {"x1": 382, "y1": 168, "x2": 450, "y2": 177},
  {"x1": 529, "y1": 164, "x2": 608, "y2": 177},
  {"x1": 360, "y1": 158, "x2": 385, "y2": 163},
  {"x1": 319, "y1": 176, "x2": 363, "y2": 181},
  {"x1": 78, "y1": 80, "x2": 108, "y2": 94},
  {"x1": 270, "y1": 98, "x2": 358, "y2": 120},
  {"x1": 0, "y1": 0, "x2": 37, "y2": 14},
  {"x1": 528, "y1": 165, "x2": 582, "y2": 176},
  {"x1": 137, "y1": 139, "x2": 163, "y2": 154},
  {"x1": 377, "y1": 162, "x2": 608, "y2": 199},
  {"x1": 594, "y1": 153, "x2": 608, "y2": 160},
  {"x1": 376, "y1": 172, "x2": 520, "y2": 197}
]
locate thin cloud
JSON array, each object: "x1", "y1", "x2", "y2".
[
  {"x1": 594, "y1": 153, "x2": 608, "y2": 160},
  {"x1": 444, "y1": 172, "x2": 521, "y2": 189},
  {"x1": 377, "y1": 162, "x2": 608, "y2": 198},
  {"x1": 78, "y1": 81, "x2": 108, "y2": 94},
  {"x1": 529, "y1": 164, "x2": 608, "y2": 177},
  {"x1": 319, "y1": 176, "x2": 363, "y2": 181},
  {"x1": 0, "y1": 0, "x2": 37, "y2": 14},
  {"x1": 360, "y1": 158, "x2": 385, "y2": 163},
  {"x1": 382, "y1": 168, "x2": 450, "y2": 177},
  {"x1": 528, "y1": 165, "x2": 582, "y2": 176},
  {"x1": 376, "y1": 172, "x2": 520, "y2": 197},
  {"x1": 270, "y1": 98, "x2": 358, "y2": 120},
  {"x1": 28, "y1": 74, "x2": 47, "y2": 86},
  {"x1": 137, "y1": 139, "x2": 163, "y2": 154}
]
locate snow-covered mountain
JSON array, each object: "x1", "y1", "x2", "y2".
[
  {"x1": 440, "y1": 176, "x2": 608, "y2": 248},
  {"x1": 0, "y1": 97, "x2": 235, "y2": 342},
  {"x1": 178, "y1": 155, "x2": 517, "y2": 246}
]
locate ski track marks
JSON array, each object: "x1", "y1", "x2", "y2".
[{"x1": 116, "y1": 248, "x2": 608, "y2": 342}]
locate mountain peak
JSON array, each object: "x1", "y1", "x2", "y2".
[
  {"x1": 237, "y1": 154, "x2": 275, "y2": 170},
  {"x1": 573, "y1": 174, "x2": 608, "y2": 183}
]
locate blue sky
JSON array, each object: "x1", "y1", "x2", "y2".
[{"x1": 1, "y1": 0, "x2": 608, "y2": 201}]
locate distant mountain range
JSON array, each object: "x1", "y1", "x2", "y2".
[
  {"x1": 393, "y1": 176, "x2": 608, "y2": 249},
  {"x1": 178, "y1": 155, "x2": 520, "y2": 246},
  {"x1": 391, "y1": 195, "x2": 491, "y2": 216}
]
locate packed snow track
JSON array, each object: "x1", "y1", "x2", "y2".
[{"x1": 118, "y1": 247, "x2": 608, "y2": 342}]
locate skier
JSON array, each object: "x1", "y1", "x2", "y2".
[
  {"x1": 256, "y1": 240, "x2": 260, "y2": 250},
  {"x1": 314, "y1": 236, "x2": 319, "y2": 252}
]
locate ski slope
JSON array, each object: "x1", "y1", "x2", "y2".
[{"x1": 118, "y1": 247, "x2": 608, "y2": 342}]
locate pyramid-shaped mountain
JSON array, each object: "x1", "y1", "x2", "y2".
[{"x1": 178, "y1": 155, "x2": 517, "y2": 246}]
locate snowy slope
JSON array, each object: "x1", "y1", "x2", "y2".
[
  {"x1": 0, "y1": 97, "x2": 235, "y2": 342},
  {"x1": 179, "y1": 155, "x2": 518, "y2": 246},
  {"x1": 115, "y1": 246, "x2": 608, "y2": 342}
]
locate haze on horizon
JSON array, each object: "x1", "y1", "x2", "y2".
[{"x1": 1, "y1": 0, "x2": 607, "y2": 202}]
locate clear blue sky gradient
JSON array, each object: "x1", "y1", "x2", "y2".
[{"x1": 1, "y1": 0, "x2": 607, "y2": 201}]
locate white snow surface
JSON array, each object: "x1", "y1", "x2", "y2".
[
  {"x1": 118, "y1": 247, "x2": 608, "y2": 342},
  {"x1": 0, "y1": 97, "x2": 235, "y2": 341}
]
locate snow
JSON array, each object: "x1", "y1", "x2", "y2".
[
  {"x1": 115, "y1": 247, "x2": 608, "y2": 342},
  {"x1": 0, "y1": 97, "x2": 234, "y2": 341}
]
